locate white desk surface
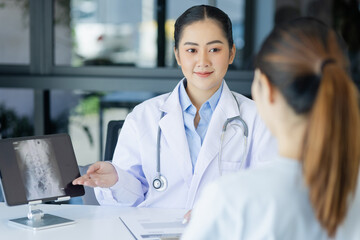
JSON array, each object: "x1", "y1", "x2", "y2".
[{"x1": 0, "y1": 202, "x2": 183, "y2": 240}]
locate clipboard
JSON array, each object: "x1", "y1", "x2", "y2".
[{"x1": 119, "y1": 208, "x2": 186, "y2": 240}]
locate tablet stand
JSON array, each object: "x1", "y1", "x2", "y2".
[{"x1": 9, "y1": 199, "x2": 75, "y2": 231}]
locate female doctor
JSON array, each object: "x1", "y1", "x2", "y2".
[{"x1": 73, "y1": 5, "x2": 275, "y2": 209}]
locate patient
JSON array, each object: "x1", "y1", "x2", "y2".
[{"x1": 181, "y1": 17, "x2": 360, "y2": 239}]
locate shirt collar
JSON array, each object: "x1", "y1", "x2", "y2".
[
  {"x1": 207, "y1": 81, "x2": 223, "y2": 112},
  {"x1": 179, "y1": 79, "x2": 224, "y2": 113},
  {"x1": 179, "y1": 79, "x2": 193, "y2": 112}
]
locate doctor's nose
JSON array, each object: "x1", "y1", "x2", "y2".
[{"x1": 197, "y1": 51, "x2": 210, "y2": 68}]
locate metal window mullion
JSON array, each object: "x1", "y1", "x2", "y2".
[
  {"x1": 44, "y1": 0, "x2": 54, "y2": 74},
  {"x1": 30, "y1": 0, "x2": 53, "y2": 135},
  {"x1": 208, "y1": 0, "x2": 217, "y2": 6},
  {"x1": 30, "y1": 0, "x2": 53, "y2": 74},
  {"x1": 243, "y1": 0, "x2": 255, "y2": 69},
  {"x1": 157, "y1": 0, "x2": 166, "y2": 67}
]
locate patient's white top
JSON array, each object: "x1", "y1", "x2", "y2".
[{"x1": 181, "y1": 157, "x2": 360, "y2": 240}]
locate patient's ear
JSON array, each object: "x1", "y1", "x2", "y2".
[{"x1": 260, "y1": 73, "x2": 276, "y2": 104}]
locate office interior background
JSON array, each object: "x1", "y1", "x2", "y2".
[{"x1": 0, "y1": 0, "x2": 359, "y2": 167}]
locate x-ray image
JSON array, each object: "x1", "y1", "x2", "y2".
[{"x1": 13, "y1": 139, "x2": 65, "y2": 201}]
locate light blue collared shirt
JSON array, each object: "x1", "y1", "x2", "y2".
[{"x1": 179, "y1": 79, "x2": 223, "y2": 172}]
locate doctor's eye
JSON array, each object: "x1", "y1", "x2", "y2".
[
  {"x1": 209, "y1": 48, "x2": 220, "y2": 53},
  {"x1": 186, "y1": 49, "x2": 197, "y2": 53}
]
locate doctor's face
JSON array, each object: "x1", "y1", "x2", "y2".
[{"x1": 174, "y1": 19, "x2": 235, "y2": 97}]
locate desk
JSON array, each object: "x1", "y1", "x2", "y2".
[{"x1": 0, "y1": 203, "x2": 140, "y2": 240}]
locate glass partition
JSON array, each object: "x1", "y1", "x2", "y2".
[
  {"x1": 0, "y1": 88, "x2": 34, "y2": 138},
  {"x1": 0, "y1": 0, "x2": 30, "y2": 64},
  {"x1": 54, "y1": 0, "x2": 248, "y2": 69},
  {"x1": 54, "y1": 0, "x2": 157, "y2": 67},
  {"x1": 50, "y1": 89, "x2": 159, "y2": 165},
  {"x1": 217, "y1": 0, "x2": 246, "y2": 69}
]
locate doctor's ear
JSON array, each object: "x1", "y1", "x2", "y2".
[
  {"x1": 228, "y1": 44, "x2": 236, "y2": 64},
  {"x1": 174, "y1": 47, "x2": 181, "y2": 66}
]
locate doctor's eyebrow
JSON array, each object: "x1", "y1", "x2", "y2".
[
  {"x1": 206, "y1": 40, "x2": 224, "y2": 45},
  {"x1": 183, "y1": 40, "x2": 224, "y2": 46}
]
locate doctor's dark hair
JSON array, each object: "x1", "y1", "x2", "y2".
[
  {"x1": 255, "y1": 17, "x2": 360, "y2": 237},
  {"x1": 174, "y1": 5, "x2": 233, "y2": 50}
]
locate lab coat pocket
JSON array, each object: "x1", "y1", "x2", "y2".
[
  {"x1": 219, "y1": 160, "x2": 243, "y2": 175},
  {"x1": 218, "y1": 139, "x2": 247, "y2": 175}
]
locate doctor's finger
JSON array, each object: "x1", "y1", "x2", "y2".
[
  {"x1": 84, "y1": 179, "x2": 100, "y2": 187},
  {"x1": 86, "y1": 162, "x2": 102, "y2": 174},
  {"x1": 79, "y1": 175, "x2": 100, "y2": 187},
  {"x1": 72, "y1": 178, "x2": 81, "y2": 185},
  {"x1": 88, "y1": 174, "x2": 116, "y2": 188},
  {"x1": 72, "y1": 174, "x2": 91, "y2": 185},
  {"x1": 183, "y1": 210, "x2": 192, "y2": 224}
]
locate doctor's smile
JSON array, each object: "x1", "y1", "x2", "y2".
[{"x1": 194, "y1": 71, "x2": 213, "y2": 78}]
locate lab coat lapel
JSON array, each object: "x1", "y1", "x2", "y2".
[
  {"x1": 158, "y1": 82, "x2": 193, "y2": 186},
  {"x1": 195, "y1": 82, "x2": 240, "y2": 173}
]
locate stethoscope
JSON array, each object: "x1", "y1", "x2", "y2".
[{"x1": 152, "y1": 93, "x2": 249, "y2": 192}]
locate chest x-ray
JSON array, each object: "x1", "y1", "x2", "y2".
[{"x1": 13, "y1": 139, "x2": 65, "y2": 201}]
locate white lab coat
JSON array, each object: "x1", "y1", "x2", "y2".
[
  {"x1": 95, "y1": 80, "x2": 276, "y2": 209},
  {"x1": 181, "y1": 157, "x2": 360, "y2": 240}
]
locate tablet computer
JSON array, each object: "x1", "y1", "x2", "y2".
[{"x1": 0, "y1": 133, "x2": 84, "y2": 206}]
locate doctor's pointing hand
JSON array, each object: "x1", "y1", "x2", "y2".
[
  {"x1": 73, "y1": 5, "x2": 276, "y2": 210},
  {"x1": 73, "y1": 162, "x2": 117, "y2": 188}
]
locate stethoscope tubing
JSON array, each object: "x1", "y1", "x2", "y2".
[{"x1": 153, "y1": 92, "x2": 249, "y2": 191}]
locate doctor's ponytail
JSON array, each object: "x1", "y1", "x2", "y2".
[{"x1": 255, "y1": 18, "x2": 360, "y2": 237}]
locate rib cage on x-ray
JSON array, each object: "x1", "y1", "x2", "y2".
[{"x1": 14, "y1": 139, "x2": 65, "y2": 201}]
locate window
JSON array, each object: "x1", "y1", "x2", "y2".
[
  {"x1": 50, "y1": 89, "x2": 157, "y2": 165},
  {"x1": 1, "y1": 0, "x2": 358, "y2": 165},
  {"x1": 0, "y1": 0, "x2": 30, "y2": 64},
  {"x1": 55, "y1": 0, "x2": 248, "y2": 69},
  {"x1": 165, "y1": 0, "x2": 208, "y2": 67},
  {"x1": 0, "y1": 88, "x2": 34, "y2": 138},
  {"x1": 55, "y1": 0, "x2": 157, "y2": 67},
  {"x1": 217, "y1": 0, "x2": 246, "y2": 69}
]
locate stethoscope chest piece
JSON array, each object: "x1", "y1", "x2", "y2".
[{"x1": 152, "y1": 174, "x2": 168, "y2": 192}]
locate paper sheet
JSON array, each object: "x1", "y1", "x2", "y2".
[{"x1": 119, "y1": 208, "x2": 187, "y2": 240}]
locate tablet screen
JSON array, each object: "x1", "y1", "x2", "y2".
[{"x1": 0, "y1": 134, "x2": 84, "y2": 206}]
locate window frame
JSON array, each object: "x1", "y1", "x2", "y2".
[{"x1": 0, "y1": 0, "x2": 256, "y2": 135}]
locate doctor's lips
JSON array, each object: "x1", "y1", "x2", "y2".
[{"x1": 194, "y1": 71, "x2": 214, "y2": 78}]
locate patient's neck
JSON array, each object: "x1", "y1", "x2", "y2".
[{"x1": 276, "y1": 117, "x2": 307, "y2": 161}]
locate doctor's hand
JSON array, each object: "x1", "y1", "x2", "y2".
[
  {"x1": 182, "y1": 210, "x2": 192, "y2": 224},
  {"x1": 72, "y1": 161, "x2": 118, "y2": 188}
]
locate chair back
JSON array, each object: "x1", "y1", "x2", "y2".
[
  {"x1": 0, "y1": 185, "x2": 4, "y2": 202},
  {"x1": 104, "y1": 120, "x2": 124, "y2": 161}
]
